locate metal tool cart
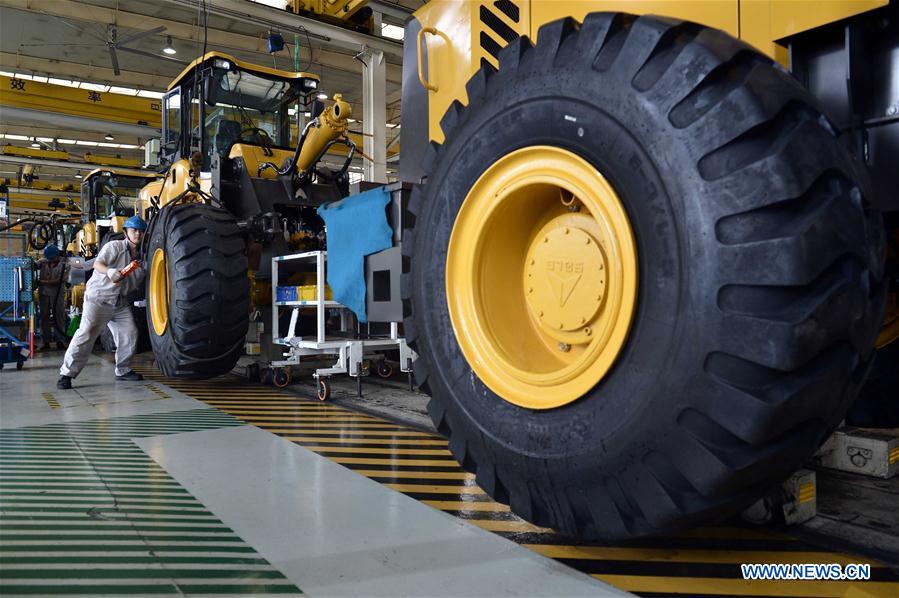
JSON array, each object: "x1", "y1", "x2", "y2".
[
  {"x1": 0, "y1": 257, "x2": 34, "y2": 370},
  {"x1": 270, "y1": 249, "x2": 414, "y2": 400}
]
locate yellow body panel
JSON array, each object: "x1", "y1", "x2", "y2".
[
  {"x1": 81, "y1": 222, "x2": 98, "y2": 247},
  {"x1": 70, "y1": 283, "x2": 85, "y2": 310},
  {"x1": 155, "y1": 158, "x2": 207, "y2": 207},
  {"x1": 229, "y1": 145, "x2": 297, "y2": 180},
  {"x1": 110, "y1": 216, "x2": 126, "y2": 234},
  {"x1": 415, "y1": 0, "x2": 887, "y2": 143},
  {"x1": 137, "y1": 179, "x2": 164, "y2": 218}
]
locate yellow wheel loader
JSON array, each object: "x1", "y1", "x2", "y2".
[
  {"x1": 142, "y1": 53, "x2": 355, "y2": 378},
  {"x1": 143, "y1": 1, "x2": 898, "y2": 540},
  {"x1": 397, "y1": 0, "x2": 898, "y2": 539},
  {"x1": 75, "y1": 168, "x2": 160, "y2": 258}
]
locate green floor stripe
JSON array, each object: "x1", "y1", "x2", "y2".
[
  {"x1": 0, "y1": 499, "x2": 206, "y2": 508},
  {"x1": 0, "y1": 569, "x2": 289, "y2": 579},
  {"x1": 0, "y1": 409, "x2": 300, "y2": 595},
  {"x1": 0, "y1": 585, "x2": 178, "y2": 595},
  {"x1": 0, "y1": 545, "x2": 258, "y2": 553},
  {"x1": 0, "y1": 556, "x2": 270, "y2": 564},
  {"x1": 0, "y1": 506, "x2": 212, "y2": 514},
  {"x1": 163, "y1": 584, "x2": 300, "y2": 594}
]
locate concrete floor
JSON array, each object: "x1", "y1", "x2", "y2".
[
  {"x1": 0, "y1": 350, "x2": 626, "y2": 597},
  {"x1": 2, "y1": 350, "x2": 897, "y2": 598}
]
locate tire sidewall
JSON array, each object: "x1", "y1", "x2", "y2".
[
  {"x1": 416, "y1": 77, "x2": 698, "y2": 471},
  {"x1": 145, "y1": 211, "x2": 177, "y2": 374}
]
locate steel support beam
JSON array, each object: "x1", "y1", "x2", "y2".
[
  {"x1": 0, "y1": 107, "x2": 159, "y2": 139},
  {"x1": 2, "y1": 188, "x2": 78, "y2": 199},
  {"x1": 368, "y1": 0, "x2": 415, "y2": 23},
  {"x1": 1, "y1": 1, "x2": 402, "y2": 84},
  {"x1": 0, "y1": 154, "x2": 155, "y2": 175},
  {"x1": 361, "y1": 49, "x2": 387, "y2": 184},
  {"x1": 0, "y1": 51, "x2": 173, "y2": 90},
  {"x1": 159, "y1": 0, "x2": 404, "y2": 58}
]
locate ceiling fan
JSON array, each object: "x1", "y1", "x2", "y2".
[{"x1": 20, "y1": 17, "x2": 186, "y2": 75}]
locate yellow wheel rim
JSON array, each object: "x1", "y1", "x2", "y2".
[
  {"x1": 446, "y1": 146, "x2": 638, "y2": 410},
  {"x1": 149, "y1": 248, "x2": 170, "y2": 337}
]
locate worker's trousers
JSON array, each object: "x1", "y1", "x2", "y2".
[
  {"x1": 60, "y1": 298, "x2": 137, "y2": 378},
  {"x1": 39, "y1": 286, "x2": 67, "y2": 345}
]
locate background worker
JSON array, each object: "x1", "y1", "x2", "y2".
[
  {"x1": 57, "y1": 216, "x2": 147, "y2": 389},
  {"x1": 37, "y1": 244, "x2": 68, "y2": 351}
]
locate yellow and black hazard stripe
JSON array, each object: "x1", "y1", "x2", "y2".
[{"x1": 131, "y1": 363, "x2": 899, "y2": 597}]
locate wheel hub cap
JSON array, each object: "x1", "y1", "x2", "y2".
[{"x1": 525, "y1": 220, "x2": 607, "y2": 342}]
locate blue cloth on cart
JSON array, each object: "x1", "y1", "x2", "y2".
[{"x1": 317, "y1": 186, "x2": 393, "y2": 323}]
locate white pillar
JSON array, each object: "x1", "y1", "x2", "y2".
[{"x1": 361, "y1": 48, "x2": 387, "y2": 184}]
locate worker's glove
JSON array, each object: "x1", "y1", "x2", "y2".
[{"x1": 107, "y1": 269, "x2": 123, "y2": 283}]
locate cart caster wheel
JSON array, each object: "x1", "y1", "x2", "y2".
[
  {"x1": 261, "y1": 368, "x2": 274, "y2": 386},
  {"x1": 317, "y1": 378, "x2": 330, "y2": 401},
  {"x1": 377, "y1": 361, "x2": 393, "y2": 379},
  {"x1": 16, "y1": 361, "x2": 24, "y2": 371},
  {"x1": 273, "y1": 368, "x2": 291, "y2": 389}
]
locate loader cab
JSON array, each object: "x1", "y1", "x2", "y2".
[
  {"x1": 81, "y1": 169, "x2": 158, "y2": 227},
  {"x1": 161, "y1": 52, "x2": 322, "y2": 171}
]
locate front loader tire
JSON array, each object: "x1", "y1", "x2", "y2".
[
  {"x1": 402, "y1": 13, "x2": 886, "y2": 539},
  {"x1": 146, "y1": 203, "x2": 249, "y2": 379}
]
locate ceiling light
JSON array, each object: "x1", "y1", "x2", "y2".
[
  {"x1": 74, "y1": 171, "x2": 83, "y2": 179},
  {"x1": 104, "y1": 133, "x2": 114, "y2": 141},
  {"x1": 317, "y1": 93, "x2": 328, "y2": 100},
  {"x1": 163, "y1": 36, "x2": 176, "y2": 55},
  {"x1": 30, "y1": 139, "x2": 41, "y2": 148}
]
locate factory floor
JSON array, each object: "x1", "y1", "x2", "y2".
[{"x1": 1, "y1": 351, "x2": 897, "y2": 598}]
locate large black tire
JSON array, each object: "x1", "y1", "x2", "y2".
[
  {"x1": 99, "y1": 327, "x2": 116, "y2": 353},
  {"x1": 402, "y1": 13, "x2": 887, "y2": 539},
  {"x1": 98, "y1": 307, "x2": 151, "y2": 354},
  {"x1": 146, "y1": 203, "x2": 248, "y2": 379}
]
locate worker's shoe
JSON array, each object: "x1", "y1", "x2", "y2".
[
  {"x1": 56, "y1": 375, "x2": 72, "y2": 390},
  {"x1": 115, "y1": 371, "x2": 144, "y2": 381}
]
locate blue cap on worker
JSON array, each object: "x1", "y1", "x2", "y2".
[
  {"x1": 124, "y1": 215, "x2": 147, "y2": 231},
  {"x1": 43, "y1": 244, "x2": 60, "y2": 259}
]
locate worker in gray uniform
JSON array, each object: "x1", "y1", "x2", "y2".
[
  {"x1": 37, "y1": 244, "x2": 69, "y2": 351},
  {"x1": 57, "y1": 215, "x2": 147, "y2": 389}
]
